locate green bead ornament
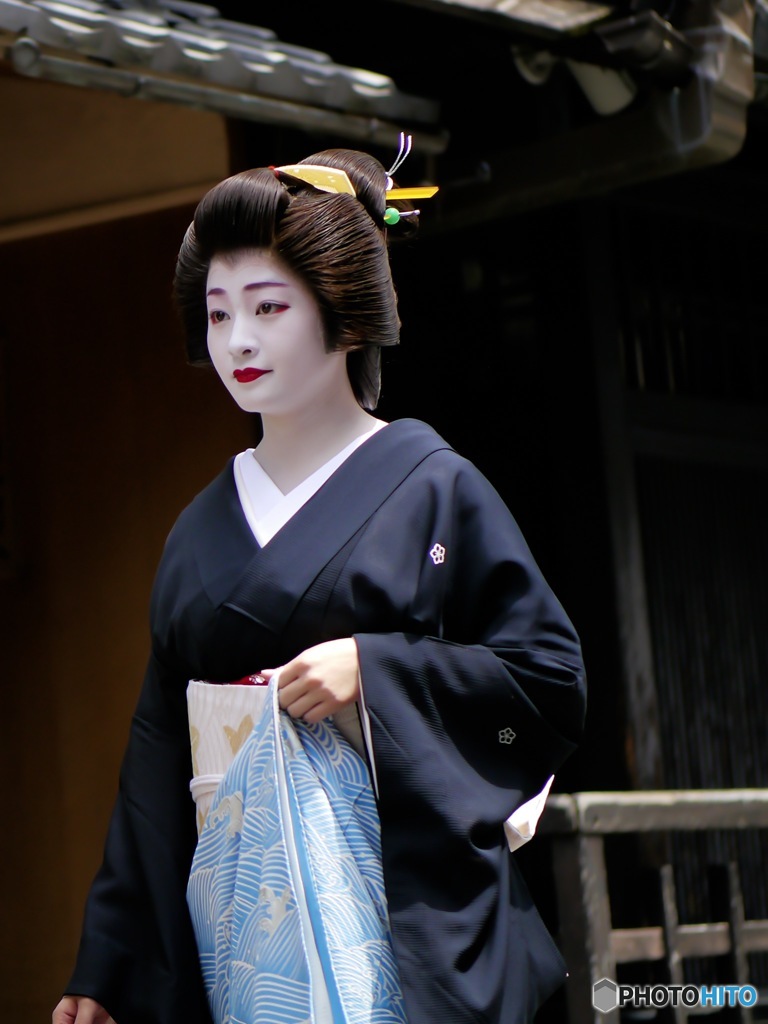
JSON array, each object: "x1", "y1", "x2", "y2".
[{"x1": 383, "y1": 207, "x2": 401, "y2": 225}]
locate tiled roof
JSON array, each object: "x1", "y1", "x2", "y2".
[
  {"x1": 0, "y1": 0, "x2": 447, "y2": 150},
  {"x1": 381, "y1": 0, "x2": 615, "y2": 36}
]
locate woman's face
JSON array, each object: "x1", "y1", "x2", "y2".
[{"x1": 205, "y1": 249, "x2": 350, "y2": 417}]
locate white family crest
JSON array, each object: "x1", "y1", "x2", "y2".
[
  {"x1": 429, "y1": 543, "x2": 446, "y2": 565},
  {"x1": 498, "y1": 727, "x2": 516, "y2": 745}
]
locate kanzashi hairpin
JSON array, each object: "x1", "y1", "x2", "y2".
[
  {"x1": 384, "y1": 207, "x2": 420, "y2": 225},
  {"x1": 385, "y1": 132, "x2": 413, "y2": 191},
  {"x1": 385, "y1": 185, "x2": 439, "y2": 200},
  {"x1": 271, "y1": 164, "x2": 357, "y2": 195},
  {"x1": 272, "y1": 140, "x2": 439, "y2": 222},
  {"x1": 384, "y1": 132, "x2": 439, "y2": 204}
]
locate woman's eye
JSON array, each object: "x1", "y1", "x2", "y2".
[
  {"x1": 208, "y1": 309, "x2": 229, "y2": 324},
  {"x1": 256, "y1": 301, "x2": 286, "y2": 316}
]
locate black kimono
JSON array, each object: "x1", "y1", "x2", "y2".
[{"x1": 66, "y1": 417, "x2": 587, "y2": 1024}]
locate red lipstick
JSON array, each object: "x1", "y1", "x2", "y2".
[{"x1": 234, "y1": 368, "x2": 270, "y2": 383}]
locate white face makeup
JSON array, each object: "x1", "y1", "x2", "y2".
[{"x1": 205, "y1": 250, "x2": 350, "y2": 418}]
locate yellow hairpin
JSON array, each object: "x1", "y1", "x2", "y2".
[
  {"x1": 383, "y1": 132, "x2": 438, "y2": 222},
  {"x1": 385, "y1": 186, "x2": 440, "y2": 201},
  {"x1": 272, "y1": 138, "x2": 439, "y2": 228},
  {"x1": 272, "y1": 164, "x2": 357, "y2": 196}
]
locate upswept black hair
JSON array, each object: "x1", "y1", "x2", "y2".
[{"x1": 173, "y1": 148, "x2": 418, "y2": 411}]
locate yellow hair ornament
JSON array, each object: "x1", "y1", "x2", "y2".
[
  {"x1": 385, "y1": 186, "x2": 440, "y2": 201},
  {"x1": 272, "y1": 134, "x2": 439, "y2": 229},
  {"x1": 272, "y1": 164, "x2": 357, "y2": 196},
  {"x1": 383, "y1": 133, "x2": 439, "y2": 210}
]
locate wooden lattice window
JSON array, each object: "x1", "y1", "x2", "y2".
[{"x1": 613, "y1": 206, "x2": 768, "y2": 405}]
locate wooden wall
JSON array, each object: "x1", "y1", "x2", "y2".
[
  {"x1": 0, "y1": 70, "x2": 227, "y2": 242},
  {"x1": 0, "y1": 208, "x2": 252, "y2": 1018}
]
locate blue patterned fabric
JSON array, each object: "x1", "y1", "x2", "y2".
[{"x1": 187, "y1": 681, "x2": 408, "y2": 1024}]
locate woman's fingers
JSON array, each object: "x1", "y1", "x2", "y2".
[
  {"x1": 282, "y1": 690, "x2": 327, "y2": 720},
  {"x1": 52, "y1": 997, "x2": 77, "y2": 1024},
  {"x1": 278, "y1": 673, "x2": 329, "y2": 717},
  {"x1": 270, "y1": 639, "x2": 359, "y2": 719},
  {"x1": 52, "y1": 996, "x2": 116, "y2": 1024}
]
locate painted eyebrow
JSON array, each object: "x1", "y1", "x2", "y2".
[{"x1": 206, "y1": 281, "x2": 289, "y2": 297}]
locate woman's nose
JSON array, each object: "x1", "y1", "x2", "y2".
[{"x1": 227, "y1": 314, "x2": 259, "y2": 355}]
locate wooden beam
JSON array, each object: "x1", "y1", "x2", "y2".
[
  {"x1": 611, "y1": 926, "x2": 665, "y2": 962},
  {"x1": 573, "y1": 790, "x2": 768, "y2": 833},
  {"x1": 581, "y1": 206, "x2": 665, "y2": 790},
  {"x1": 0, "y1": 182, "x2": 220, "y2": 244}
]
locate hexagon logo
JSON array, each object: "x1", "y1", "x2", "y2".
[{"x1": 593, "y1": 977, "x2": 619, "y2": 1014}]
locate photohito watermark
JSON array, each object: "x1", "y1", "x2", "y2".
[{"x1": 593, "y1": 977, "x2": 758, "y2": 1014}]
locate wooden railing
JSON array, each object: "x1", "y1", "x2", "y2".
[{"x1": 538, "y1": 790, "x2": 768, "y2": 1022}]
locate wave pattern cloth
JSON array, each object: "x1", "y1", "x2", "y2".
[{"x1": 187, "y1": 679, "x2": 408, "y2": 1024}]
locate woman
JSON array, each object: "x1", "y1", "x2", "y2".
[{"x1": 54, "y1": 145, "x2": 587, "y2": 1024}]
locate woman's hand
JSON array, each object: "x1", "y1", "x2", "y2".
[
  {"x1": 52, "y1": 996, "x2": 116, "y2": 1024},
  {"x1": 263, "y1": 638, "x2": 360, "y2": 724}
]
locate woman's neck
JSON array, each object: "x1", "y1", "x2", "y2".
[{"x1": 255, "y1": 395, "x2": 385, "y2": 495}]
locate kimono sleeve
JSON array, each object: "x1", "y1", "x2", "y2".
[
  {"x1": 352, "y1": 457, "x2": 585, "y2": 1021},
  {"x1": 64, "y1": 645, "x2": 211, "y2": 1024},
  {"x1": 354, "y1": 456, "x2": 586, "y2": 837}
]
